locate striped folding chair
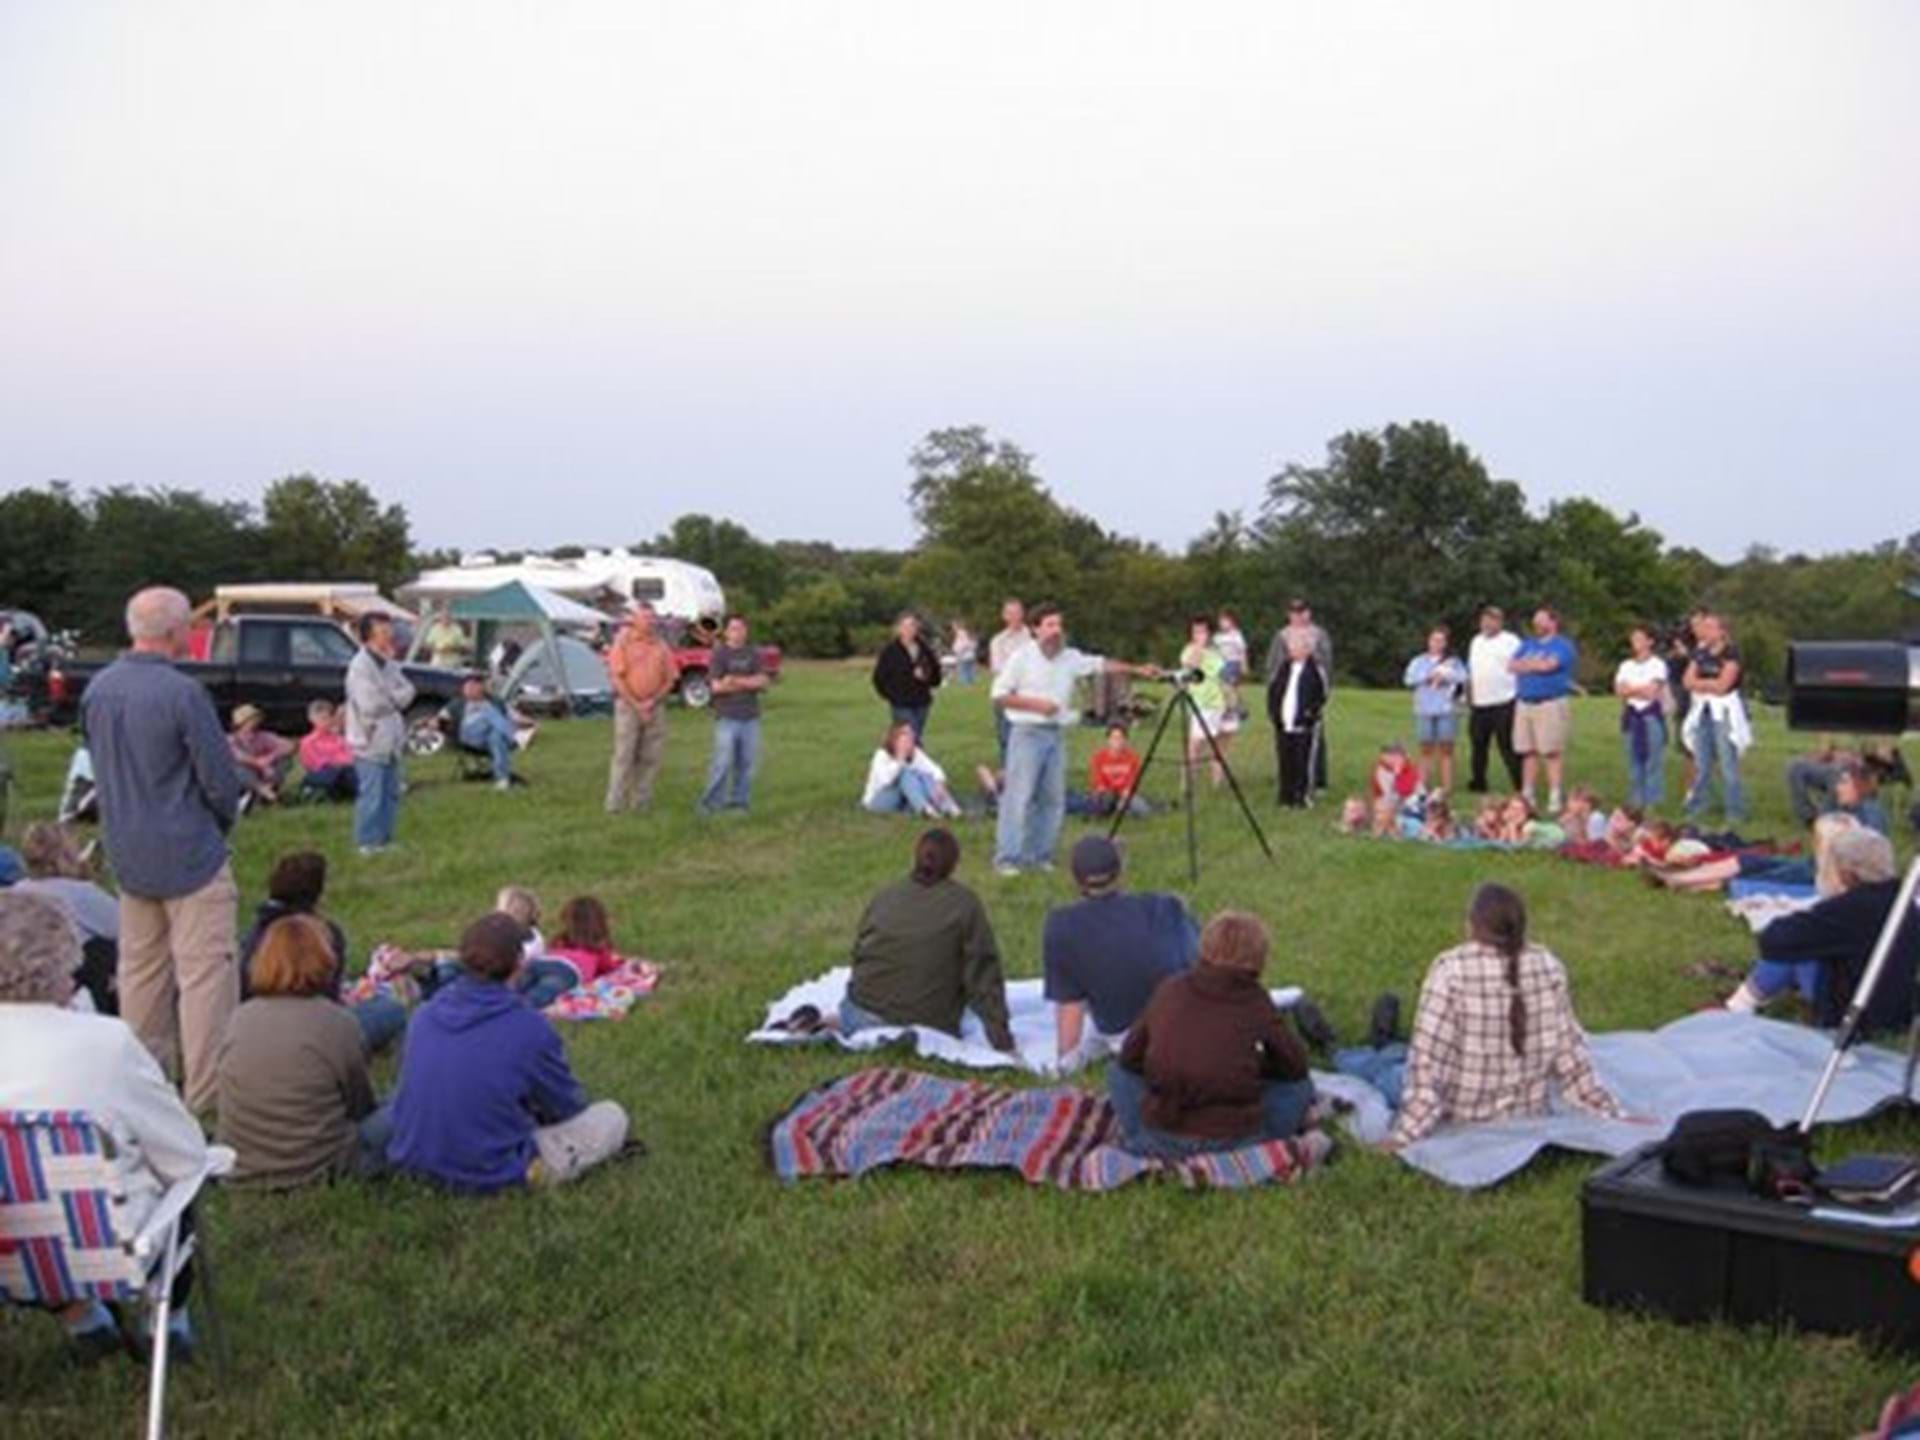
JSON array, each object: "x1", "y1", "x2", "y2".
[{"x1": 0, "y1": 1109, "x2": 232, "y2": 1440}]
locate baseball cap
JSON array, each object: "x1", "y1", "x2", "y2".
[{"x1": 1070, "y1": 835, "x2": 1123, "y2": 892}]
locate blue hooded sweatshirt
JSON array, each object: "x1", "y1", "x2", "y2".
[{"x1": 388, "y1": 975, "x2": 588, "y2": 1193}]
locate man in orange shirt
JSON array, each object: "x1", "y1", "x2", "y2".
[{"x1": 604, "y1": 602, "x2": 679, "y2": 814}]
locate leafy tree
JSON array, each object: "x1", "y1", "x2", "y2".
[
  {"x1": 1535, "y1": 499, "x2": 1688, "y2": 683},
  {"x1": 260, "y1": 475, "x2": 413, "y2": 594},
  {"x1": 71, "y1": 488, "x2": 262, "y2": 642},
  {"x1": 761, "y1": 578, "x2": 859, "y2": 657},
  {"x1": 0, "y1": 483, "x2": 89, "y2": 628},
  {"x1": 647, "y1": 514, "x2": 789, "y2": 611},
  {"x1": 1253, "y1": 422, "x2": 1544, "y2": 683}
]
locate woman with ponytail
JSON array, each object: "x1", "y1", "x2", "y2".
[{"x1": 1364, "y1": 884, "x2": 1622, "y2": 1150}]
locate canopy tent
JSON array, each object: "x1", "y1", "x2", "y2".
[{"x1": 412, "y1": 581, "x2": 608, "y2": 711}]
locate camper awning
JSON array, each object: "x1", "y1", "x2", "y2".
[{"x1": 446, "y1": 581, "x2": 608, "y2": 629}]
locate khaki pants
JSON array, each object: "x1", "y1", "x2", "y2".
[
  {"x1": 606, "y1": 700, "x2": 668, "y2": 812},
  {"x1": 119, "y1": 865, "x2": 239, "y2": 1116},
  {"x1": 531, "y1": 1100, "x2": 630, "y2": 1186}
]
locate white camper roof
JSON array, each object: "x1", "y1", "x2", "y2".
[{"x1": 402, "y1": 549, "x2": 726, "y2": 620}]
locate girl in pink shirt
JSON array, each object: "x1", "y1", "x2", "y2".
[{"x1": 543, "y1": 896, "x2": 624, "y2": 987}]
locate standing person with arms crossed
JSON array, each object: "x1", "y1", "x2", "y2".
[
  {"x1": 604, "y1": 601, "x2": 679, "y2": 815},
  {"x1": 698, "y1": 614, "x2": 769, "y2": 815},
  {"x1": 1614, "y1": 624, "x2": 1670, "y2": 810},
  {"x1": 1682, "y1": 610, "x2": 1749, "y2": 824},
  {"x1": 987, "y1": 598, "x2": 1031, "y2": 760},
  {"x1": 1508, "y1": 606, "x2": 1578, "y2": 815},
  {"x1": 346, "y1": 612, "x2": 416, "y2": 854},
  {"x1": 990, "y1": 605, "x2": 1151, "y2": 877},
  {"x1": 871, "y1": 611, "x2": 943, "y2": 744},
  {"x1": 80, "y1": 586, "x2": 244, "y2": 1115},
  {"x1": 1465, "y1": 605, "x2": 1524, "y2": 794}
]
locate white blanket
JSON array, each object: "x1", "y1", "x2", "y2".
[
  {"x1": 750, "y1": 967, "x2": 1301, "y2": 1076},
  {"x1": 1323, "y1": 1009, "x2": 1914, "y2": 1189}
]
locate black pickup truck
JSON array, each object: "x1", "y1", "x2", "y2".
[{"x1": 42, "y1": 615, "x2": 467, "y2": 735}]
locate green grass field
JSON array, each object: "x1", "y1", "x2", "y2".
[{"x1": 3, "y1": 662, "x2": 1915, "y2": 1438}]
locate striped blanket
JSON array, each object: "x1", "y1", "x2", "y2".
[{"x1": 766, "y1": 1067, "x2": 1330, "y2": 1192}]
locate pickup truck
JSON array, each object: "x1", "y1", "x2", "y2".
[{"x1": 42, "y1": 614, "x2": 467, "y2": 736}]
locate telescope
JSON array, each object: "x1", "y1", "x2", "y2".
[{"x1": 1785, "y1": 641, "x2": 1920, "y2": 736}]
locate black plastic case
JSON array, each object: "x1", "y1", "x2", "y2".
[{"x1": 1582, "y1": 1143, "x2": 1920, "y2": 1349}]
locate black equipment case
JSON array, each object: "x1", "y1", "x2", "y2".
[{"x1": 1582, "y1": 1144, "x2": 1920, "y2": 1349}]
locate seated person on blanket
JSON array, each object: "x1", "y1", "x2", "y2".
[
  {"x1": 1824, "y1": 761, "x2": 1890, "y2": 836},
  {"x1": 239, "y1": 851, "x2": 407, "y2": 1052},
  {"x1": 218, "y1": 913, "x2": 390, "y2": 1188},
  {"x1": 413, "y1": 884, "x2": 549, "y2": 1001},
  {"x1": 12, "y1": 821, "x2": 119, "y2": 1014},
  {"x1": 861, "y1": 722, "x2": 963, "y2": 818},
  {"x1": 1556, "y1": 787, "x2": 1608, "y2": 844},
  {"x1": 229, "y1": 702, "x2": 295, "y2": 806},
  {"x1": 1720, "y1": 827, "x2": 1919, "y2": 1031},
  {"x1": 442, "y1": 673, "x2": 521, "y2": 790},
  {"x1": 388, "y1": 911, "x2": 630, "y2": 1193},
  {"x1": 1496, "y1": 794, "x2": 1564, "y2": 849},
  {"x1": 1108, "y1": 910, "x2": 1314, "y2": 1157},
  {"x1": 1044, "y1": 835, "x2": 1195, "y2": 1070},
  {"x1": 1336, "y1": 883, "x2": 1624, "y2": 1150},
  {"x1": 0, "y1": 891, "x2": 209, "y2": 1363},
  {"x1": 836, "y1": 827, "x2": 1015, "y2": 1052},
  {"x1": 297, "y1": 699, "x2": 359, "y2": 801},
  {"x1": 516, "y1": 894, "x2": 627, "y2": 1008}
]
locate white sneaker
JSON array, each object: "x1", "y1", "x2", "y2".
[
  {"x1": 995, "y1": 863, "x2": 1022, "y2": 879},
  {"x1": 494, "y1": 778, "x2": 512, "y2": 792}
]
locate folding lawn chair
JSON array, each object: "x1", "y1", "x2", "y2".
[{"x1": 0, "y1": 1110, "x2": 234, "y2": 1440}]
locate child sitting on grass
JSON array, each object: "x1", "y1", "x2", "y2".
[
  {"x1": 1420, "y1": 794, "x2": 1457, "y2": 842},
  {"x1": 1337, "y1": 796, "x2": 1370, "y2": 834},
  {"x1": 1557, "y1": 787, "x2": 1609, "y2": 844},
  {"x1": 1087, "y1": 723, "x2": 1152, "y2": 817},
  {"x1": 297, "y1": 699, "x2": 358, "y2": 802},
  {"x1": 537, "y1": 896, "x2": 627, "y2": 995}
]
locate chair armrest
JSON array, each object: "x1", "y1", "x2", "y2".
[{"x1": 127, "y1": 1158, "x2": 222, "y2": 1261}]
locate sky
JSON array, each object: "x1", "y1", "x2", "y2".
[{"x1": 2, "y1": 1, "x2": 1915, "y2": 561}]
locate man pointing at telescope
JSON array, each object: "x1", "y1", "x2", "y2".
[{"x1": 991, "y1": 605, "x2": 1153, "y2": 878}]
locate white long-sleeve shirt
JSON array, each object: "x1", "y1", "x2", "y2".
[
  {"x1": 860, "y1": 747, "x2": 948, "y2": 809},
  {"x1": 0, "y1": 1005, "x2": 210, "y2": 1235}
]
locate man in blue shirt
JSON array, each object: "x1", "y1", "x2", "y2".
[
  {"x1": 80, "y1": 586, "x2": 244, "y2": 1115},
  {"x1": 1042, "y1": 835, "x2": 1197, "y2": 1071},
  {"x1": 1508, "y1": 606, "x2": 1578, "y2": 814}
]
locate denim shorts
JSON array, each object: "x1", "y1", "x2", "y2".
[{"x1": 1415, "y1": 712, "x2": 1457, "y2": 745}]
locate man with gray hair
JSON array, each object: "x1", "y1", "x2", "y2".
[
  {"x1": 1724, "y1": 826, "x2": 1917, "y2": 1031},
  {"x1": 80, "y1": 585, "x2": 243, "y2": 1115}
]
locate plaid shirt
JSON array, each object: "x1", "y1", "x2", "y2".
[{"x1": 1390, "y1": 941, "x2": 1621, "y2": 1146}]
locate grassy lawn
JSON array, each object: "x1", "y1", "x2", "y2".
[{"x1": 3, "y1": 661, "x2": 1915, "y2": 1438}]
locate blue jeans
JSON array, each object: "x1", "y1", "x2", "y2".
[
  {"x1": 1334, "y1": 1043, "x2": 1409, "y2": 1109},
  {"x1": 1749, "y1": 958, "x2": 1824, "y2": 1006},
  {"x1": 357, "y1": 1102, "x2": 395, "y2": 1177},
  {"x1": 956, "y1": 658, "x2": 976, "y2": 686},
  {"x1": 515, "y1": 959, "x2": 579, "y2": 1009},
  {"x1": 301, "y1": 764, "x2": 358, "y2": 801},
  {"x1": 460, "y1": 708, "x2": 515, "y2": 781},
  {"x1": 352, "y1": 758, "x2": 403, "y2": 849},
  {"x1": 1737, "y1": 855, "x2": 1815, "y2": 886},
  {"x1": 865, "y1": 767, "x2": 938, "y2": 816},
  {"x1": 699, "y1": 716, "x2": 760, "y2": 812},
  {"x1": 996, "y1": 725, "x2": 1067, "y2": 870},
  {"x1": 994, "y1": 705, "x2": 1011, "y2": 761},
  {"x1": 1622, "y1": 711, "x2": 1666, "y2": 809},
  {"x1": 1687, "y1": 709, "x2": 1744, "y2": 821},
  {"x1": 890, "y1": 703, "x2": 930, "y2": 744},
  {"x1": 1787, "y1": 758, "x2": 1839, "y2": 826},
  {"x1": 1106, "y1": 1064, "x2": 1315, "y2": 1157},
  {"x1": 352, "y1": 994, "x2": 408, "y2": 1054}
]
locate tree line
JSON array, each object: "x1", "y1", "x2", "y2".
[{"x1": 3, "y1": 423, "x2": 1913, "y2": 690}]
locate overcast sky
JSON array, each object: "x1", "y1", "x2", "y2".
[{"x1": 2, "y1": 1, "x2": 1914, "y2": 560}]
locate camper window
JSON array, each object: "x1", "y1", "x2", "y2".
[{"x1": 631, "y1": 579, "x2": 667, "y2": 602}]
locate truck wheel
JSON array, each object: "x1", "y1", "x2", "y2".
[
  {"x1": 679, "y1": 670, "x2": 712, "y2": 709},
  {"x1": 405, "y1": 705, "x2": 446, "y2": 756}
]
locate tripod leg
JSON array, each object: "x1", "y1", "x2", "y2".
[
  {"x1": 1107, "y1": 687, "x2": 1180, "y2": 846},
  {"x1": 1184, "y1": 688, "x2": 1276, "y2": 862}
]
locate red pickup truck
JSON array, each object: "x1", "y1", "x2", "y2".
[{"x1": 671, "y1": 639, "x2": 783, "y2": 709}]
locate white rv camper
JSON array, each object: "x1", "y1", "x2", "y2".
[{"x1": 404, "y1": 550, "x2": 726, "y2": 623}]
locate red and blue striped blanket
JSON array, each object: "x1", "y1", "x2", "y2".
[{"x1": 766, "y1": 1068, "x2": 1329, "y2": 1192}]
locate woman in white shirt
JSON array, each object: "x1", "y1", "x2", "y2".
[
  {"x1": 0, "y1": 891, "x2": 209, "y2": 1362},
  {"x1": 1614, "y1": 625, "x2": 1671, "y2": 810},
  {"x1": 861, "y1": 722, "x2": 962, "y2": 818}
]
